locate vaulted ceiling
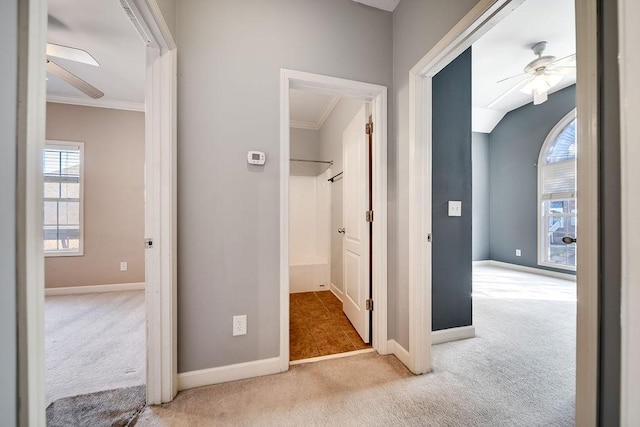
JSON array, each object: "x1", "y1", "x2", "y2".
[{"x1": 472, "y1": 0, "x2": 576, "y2": 132}]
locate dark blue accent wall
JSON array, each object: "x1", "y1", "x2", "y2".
[
  {"x1": 598, "y1": 0, "x2": 621, "y2": 422},
  {"x1": 488, "y1": 85, "x2": 576, "y2": 274},
  {"x1": 432, "y1": 47, "x2": 472, "y2": 331}
]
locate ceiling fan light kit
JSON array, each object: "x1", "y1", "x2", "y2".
[
  {"x1": 490, "y1": 41, "x2": 576, "y2": 107},
  {"x1": 520, "y1": 72, "x2": 563, "y2": 105}
]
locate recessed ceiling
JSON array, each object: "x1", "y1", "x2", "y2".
[
  {"x1": 47, "y1": 0, "x2": 146, "y2": 109},
  {"x1": 290, "y1": 89, "x2": 341, "y2": 131},
  {"x1": 472, "y1": 0, "x2": 576, "y2": 133},
  {"x1": 352, "y1": 0, "x2": 400, "y2": 12}
]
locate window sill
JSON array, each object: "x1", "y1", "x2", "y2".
[{"x1": 44, "y1": 251, "x2": 83, "y2": 258}]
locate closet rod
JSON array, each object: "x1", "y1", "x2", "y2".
[
  {"x1": 328, "y1": 171, "x2": 343, "y2": 182},
  {"x1": 290, "y1": 158, "x2": 333, "y2": 165}
]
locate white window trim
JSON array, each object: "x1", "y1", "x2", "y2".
[
  {"x1": 43, "y1": 139, "x2": 84, "y2": 257},
  {"x1": 537, "y1": 109, "x2": 577, "y2": 271}
]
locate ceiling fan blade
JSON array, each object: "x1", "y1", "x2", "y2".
[
  {"x1": 496, "y1": 72, "x2": 528, "y2": 84},
  {"x1": 47, "y1": 60, "x2": 104, "y2": 99},
  {"x1": 547, "y1": 66, "x2": 576, "y2": 76},
  {"x1": 550, "y1": 53, "x2": 576, "y2": 67},
  {"x1": 46, "y1": 43, "x2": 99, "y2": 67},
  {"x1": 488, "y1": 76, "x2": 532, "y2": 108}
]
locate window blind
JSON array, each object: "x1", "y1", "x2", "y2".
[
  {"x1": 541, "y1": 159, "x2": 576, "y2": 198},
  {"x1": 43, "y1": 144, "x2": 81, "y2": 253}
]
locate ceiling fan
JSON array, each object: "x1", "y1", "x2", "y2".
[
  {"x1": 489, "y1": 41, "x2": 576, "y2": 108},
  {"x1": 46, "y1": 43, "x2": 104, "y2": 99}
]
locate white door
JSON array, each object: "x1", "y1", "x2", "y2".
[{"x1": 342, "y1": 104, "x2": 371, "y2": 343}]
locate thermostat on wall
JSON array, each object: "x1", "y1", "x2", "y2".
[{"x1": 247, "y1": 151, "x2": 266, "y2": 165}]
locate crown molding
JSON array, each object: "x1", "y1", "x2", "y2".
[
  {"x1": 46, "y1": 94, "x2": 146, "y2": 112},
  {"x1": 290, "y1": 120, "x2": 319, "y2": 130},
  {"x1": 316, "y1": 95, "x2": 340, "y2": 129}
]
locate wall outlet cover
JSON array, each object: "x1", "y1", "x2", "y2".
[
  {"x1": 515, "y1": 249, "x2": 522, "y2": 257},
  {"x1": 232, "y1": 315, "x2": 247, "y2": 336},
  {"x1": 120, "y1": 261, "x2": 128, "y2": 271}
]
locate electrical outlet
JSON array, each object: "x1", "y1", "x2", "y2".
[
  {"x1": 515, "y1": 249, "x2": 521, "y2": 257},
  {"x1": 232, "y1": 315, "x2": 247, "y2": 336},
  {"x1": 120, "y1": 261, "x2": 128, "y2": 271}
]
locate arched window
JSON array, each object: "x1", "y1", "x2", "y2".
[{"x1": 538, "y1": 109, "x2": 577, "y2": 270}]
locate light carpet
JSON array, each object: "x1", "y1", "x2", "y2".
[
  {"x1": 45, "y1": 290, "x2": 146, "y2": 406},
  {"x1": 138, "y1": 266, "x2": 576, "y2": 426}
]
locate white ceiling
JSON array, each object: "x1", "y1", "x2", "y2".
[
  {"x1": 47, "y1": 0, "x2": 146, "y2": 109},
  {"x1": 352, "y1": 0, "x2": 400, "y2": 12},
  {"x1": 472, "y1": 0, "x2": 576, "y2": 133},
  {"x1": 290, "y1": 89, "x2": 341, "y2": 131}
]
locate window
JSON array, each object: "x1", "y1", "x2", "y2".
[
  {"x1": 43, "y1": 141, "x2": 84, "y2": 256},
  {"x1": 538, "y1": 110, "x2": 576, "y2": 270}
]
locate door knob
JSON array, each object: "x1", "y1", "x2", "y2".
[
  {"x1": 562, "y1": 236, "x2": 577, "y2": 244},
  {"x1": 338, "y1": 228, "x2": 345, "y2": 234}
]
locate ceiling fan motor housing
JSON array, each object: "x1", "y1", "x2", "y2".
[{"x1": 524, "y1": 55, "x2": 557, "y2": 73}]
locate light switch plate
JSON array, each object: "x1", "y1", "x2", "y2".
[{"x1": 448, "y1": 201, "x2": 462, "y2": 217}]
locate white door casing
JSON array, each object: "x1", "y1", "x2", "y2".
[
  {"x1": 342, "y1": 104, "x2": 371, "y2": 343},
  {"x1": 279, "y1": 69, "x2": 387, "y2": 371}
]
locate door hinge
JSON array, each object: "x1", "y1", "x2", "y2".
[
  {"x1": 365, "y1": 122, "x2": 373, "y2": 135},
  {"x1": 145, "y1": 238, "x2": 154, "y2": 249},
  {"x1": 366, "y1": 299, "x2": 374, "y2": 311},
  {"x1": 365, "y1": 210, "x2": 374, "y2": 222},
  {"x1": 427, "y1": 233, "x2": 432, "y2": 243}
]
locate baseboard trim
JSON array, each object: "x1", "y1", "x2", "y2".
[
  {"x1": 330, "y1": 283, "x2": 344, "y2": 302},
  {"x1": 45, "y1": 282, "x2": 145, "y2": 296},
  {"x1": 177, "y1": 357, "x2": 281, "y2": 391},
  {"x1": 432, "y1": 325, "x2": 476, "y2": 345},
  {"x1": 386, "y1": 339, "x2": 410, "y2": 368},
  {"x1": 472, "y1": 260, "x2": 491, "y2": 266},
  {"x1": 289, "y1": 348, "x2": 374, "y2": 366},
  {"x1": 486, "y1": 260, "x2": 576, "y2": 282}
]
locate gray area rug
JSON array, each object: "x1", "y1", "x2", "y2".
[{"x1": 46, "y1": 385, "x2": 146, "y2": 427}]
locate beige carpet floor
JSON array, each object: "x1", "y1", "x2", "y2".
[
  {"x1": 45, "y1": 290, "x2": 146, "y2": 406},
  {"x1": 138, "y1": 266, "x2": 576, "y2": 426}
]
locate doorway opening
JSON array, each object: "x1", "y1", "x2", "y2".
[
  {"x1": 18, "y1": 0, "x2": 176, "y2": 422},
  {"x1": 279, "y1": 70, "x2": 388, "y2": 370},
  {"x1": 288, "y1": 89, "x2": 372, "y2": 362},
  {"x1": 43, "y1": 0, "x2": 149, "y2": 413},
  {"x1": 407, "y1": 0, "x2": 598, "y2": 424}
]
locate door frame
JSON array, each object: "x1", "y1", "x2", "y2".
[
  {"x1": 618, "y1": 0, "x2": 640, "y2": 422},
  {"x1": 407, "y1": 0, "x2": 599, "y2": 425},
  {"x1": 279, "y1": 69, "x2": 388, "y2": 371},
  {"x1": 17, "y1": 0, "x2": 177, "y2": 422}
]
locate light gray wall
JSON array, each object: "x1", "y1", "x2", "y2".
[
  {"x1": 391, "y1": 0, "x2": 480, "y2": 348},
  {"x1": 290, "y1": 128, "x2": 321, "y2": 176},
  {"x1": 318, "y1": 97, "x2": 365, "y2": 293},
  {"x1": 432, "y1": 48, "x2": 472, "y2": 331},
  {"x1": 176, "y1": 0, "x2": 392, "y2": 372},
  {"x1": 0, "y1": 0, "x2": 17, "y2": 424},
  {"x1": 472, "y1": 132, "x2": 490, "y2": 261},
  {"x1": 155, "y1": 0, "x2": 176, "y2": 42},
  {"x1": 488, "y1": 85, "x2": 575, "y2": 273}
]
